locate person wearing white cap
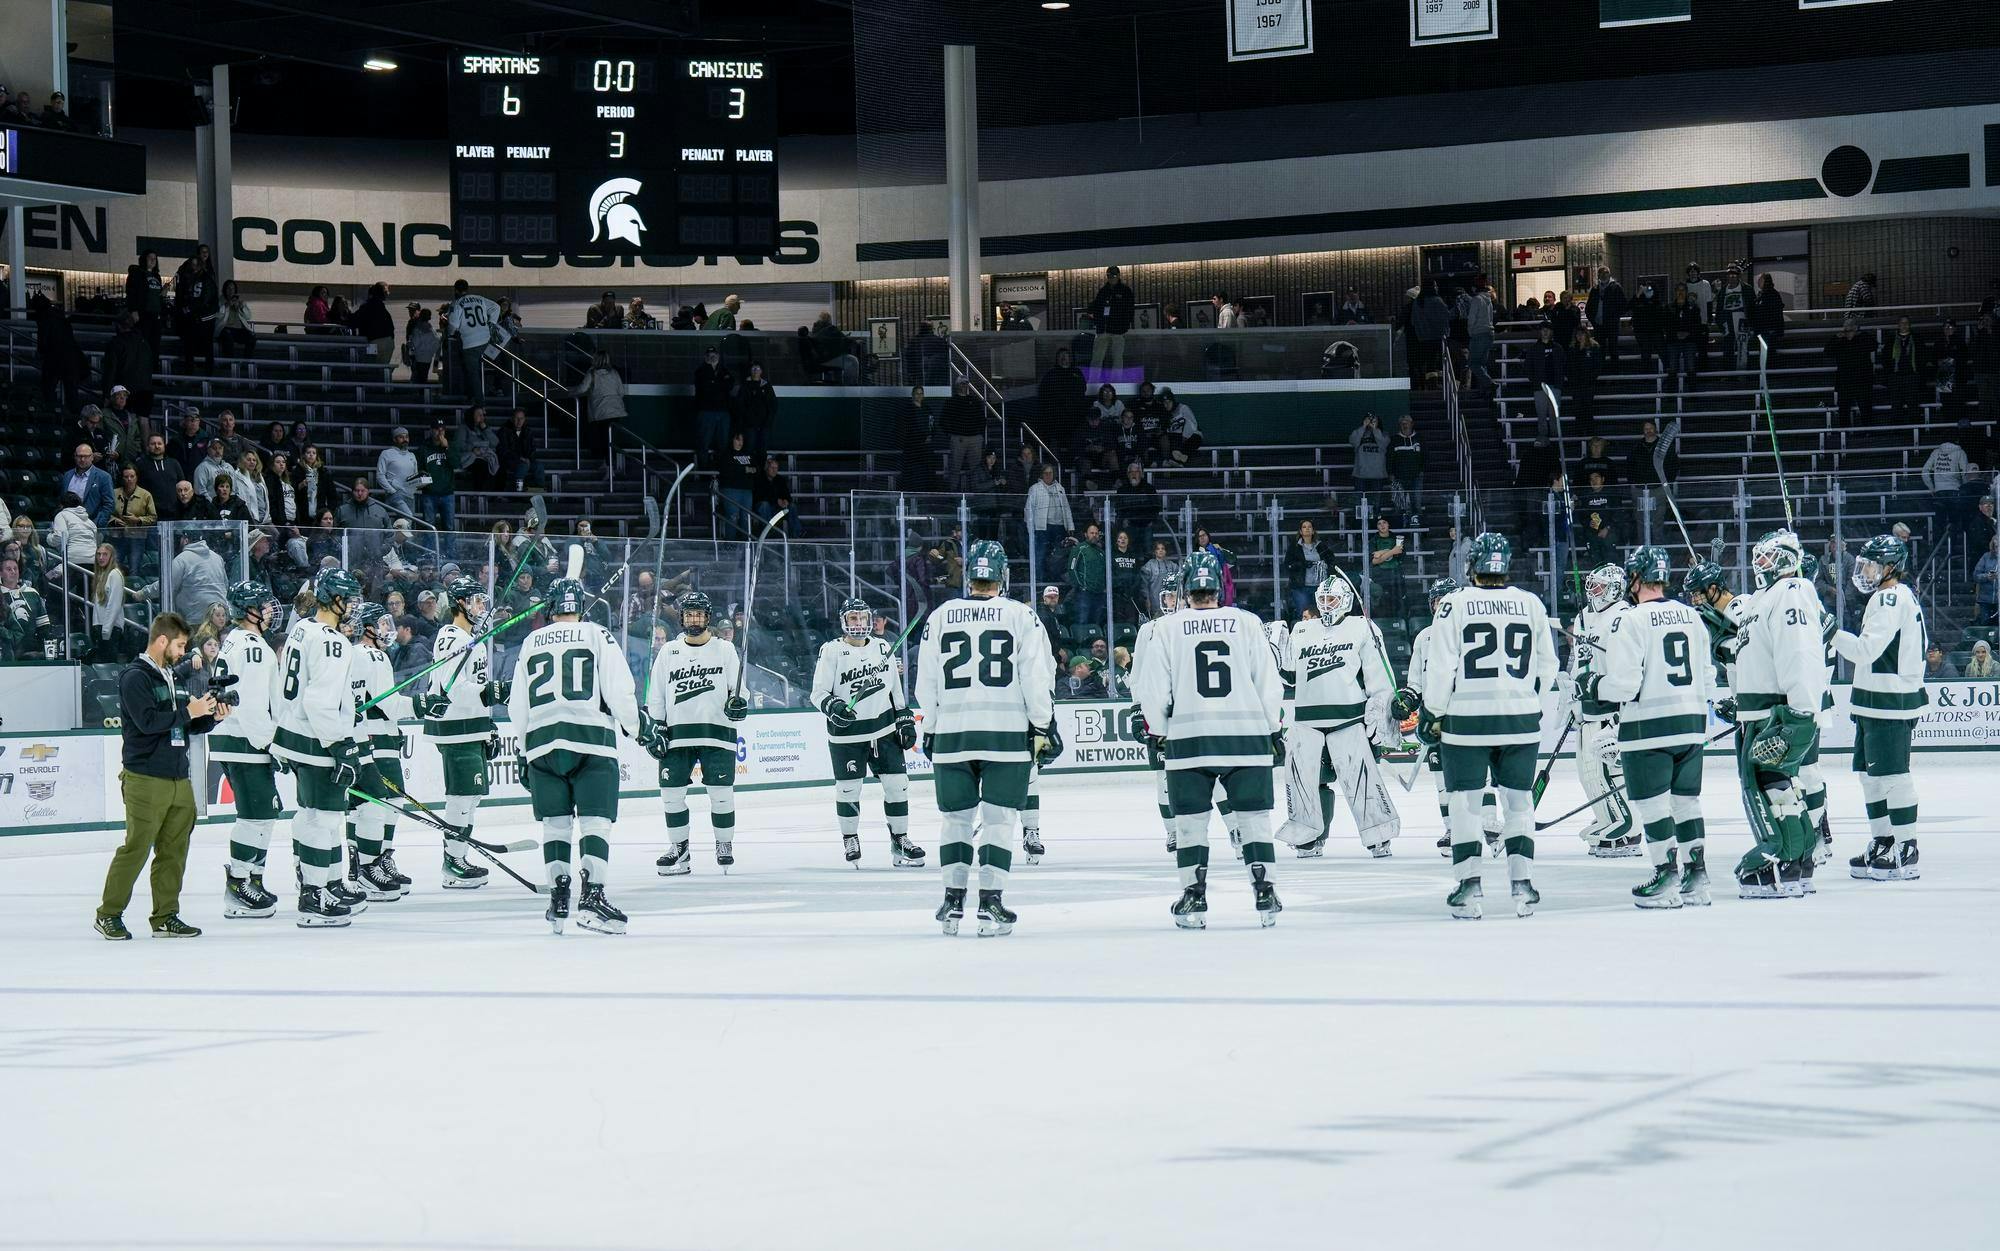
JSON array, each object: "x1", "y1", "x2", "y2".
[{"x1": 375, "y1": 426, "x2": 422, "y2": 518}]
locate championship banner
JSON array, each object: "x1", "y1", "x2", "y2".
[
  {"x1": 1227, "y1": 0, "x2": 1314, "y2": 62},
  {"x1": 1600, "y1": 0, "x2": 1692, "y2": 28},
  {"x1": 1412, "y1": 0, "x2": 1498, "y2": 46}
]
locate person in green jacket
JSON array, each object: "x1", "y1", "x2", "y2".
[
  {"x1": 1066, "y1": 520, "x2": 1108, "y2": 639},
  {"x1": 419, "y1": 421, "x2": 458, "y2": 531}
]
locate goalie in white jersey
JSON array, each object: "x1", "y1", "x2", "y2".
[
  {"x1": 646, "y1": 590, "x2": 748, "y2": 874},
  {"x1": 1833, "y1": 534, "x2": 1928, "y2": 882},
  {"x1": 508, "y1": 577, "x2": 642, "y2": 934},
  {"x1": 811, "y1": 596, "x2": 926, "y2": 869},
  {"x1": 1277, "y1": 573, "x2": 1401, "y2": 858},
  {"x1": 1132, "y1": 551, "x2": 1285, "y2": 929},
  {"x1": 1578, "y1": 547, "x2": 1718, "y2": 908},
  {"x1": 1420, "y1": 532, "x2": 1559, "y2": 919},
  {"x1": 1565, "y1": 564, "x2": 1637, "y2": 856},
  {"x1": 271, "y1": 567, "x2": 369, "y2": 927},
  {"x1": 210, "y1": 581, "x2": 285, "y2": 919}
]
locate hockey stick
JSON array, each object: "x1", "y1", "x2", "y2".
[
  {"x1": 841, "y1": 613, "x2": 927, "y2": 713},
  {"x1": 374, "y1": 773, "x2": 536, "y2": 855},
  {"x1": 1532, "y1": 722, "x2": 1738, "y2": 831},
  {"x1": 732, "y1": 508, "x2": 789, "y2": 701},
  {"x1": 347, "y1": 786, "x2": 544, "y2": 894},
  {"x1": 360, "y1": 537, "x2": 554, "y2": 712},
  {"x1": 1529, "y1": 709, "x2": 1577, "y2": 808},
  {"x1": 1543, "y1": 383, "x2": 1584, "y2": 602},
  {"x1": 1659, "y1": 482, "x2": 1700, "y2": 561},
  {"x1": 1757, "y1": 335, "x2": 1795, "y2": 530},
  {"x1": 639, "y1": 462, "x2": 698, "y2": 705}
]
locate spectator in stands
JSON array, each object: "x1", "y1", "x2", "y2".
[
  {"x1": 1578, "y1": 471, "x2": 1620, "y2": 565},
  {"x1": 1750, "y1": 273, "x2": 1787, "y2": 348},
  {"x1": 0, "y1": 556, "x2": 56, "y2": 661},
  {"x1": 1445, "y1": 524, "x2": 1471, "y2": 585},
  {"x1": 1116, "y1": 462, "x2": 1161, "y2": 555},
  {"x1": 1976, "y1": 536, "x2": 1999, "y2": 626},
  {"x1": 216, "y1": 281, "x2": 255, "y2": 360},
  {"x1": 753, "y1": 456, "x2": 793, "y2": 529},
  {"x1": 258, "y1": 420, "x2": 289, "y2": 467},
  {"x1": 1627, "y1": 281, "x2": 1664, "y2": 377},
  {"x1": 1349, "y1": 411, "x2": 1391, "y2": 512},
  {"x1": 733, "y1": 361, "x2": 776, "y2": 469},
  {"x1": 72, "y1": 404, "x2": 114, "y2": 463},
  {"x1": 0, "y1": 90, "x2": 32, "y2": 125},
  {"x1": 1625, "y1": 418, "x2": 1681, "y2": 487},
  {"x1": 100, "y1": 313, "x2": 157, "y2": 419},
  {"x1": 1193, "y1": 527, "x2": 1236, "y2": 605},
  {"x1": 41, "y1": 91, "x2": 76, "y2": 131},
  {"x1": 495, "y1": 297, "x2": 522, "y2": 340},
  {"x1": 1336, "y1": 289, "x2": 1370, "y2": 324},
  {"x1": 898, "y1": 386, "x2": 936, "y2": 491},
  {"x1": 1038, "y1": 348, "x2": 1087, "y2": 445},
  {"x1": 407, "y1": 426, "x2": 452, "y2": 533},
  {"x1": 627, "y1": 297, "x2": 658, "y2": 330},
  {"x1": 1972, "y1": 494, "x2": 1997, "y2": 552},
  {"x1": 1969, "y1": 639, "x2": 1998, "y2": 680},
  {"x1": 192, "y1": 440, "x2": 229, "y2": 501},
  {"x1": 112, "y1": 465, "x2": 156, "y2": 570},
  {"x1": 586, "y1": 291, "x2": 624, "y2": 330},
  {"x1": 1714, "y1": 265, "x2": 1753, "y2": 368},
  {"x1": 32, "y1": 293, "x2": 86, "y2": 415},
  {"x1": 1662, "y1": 283, "x2": 1700, "y2": 391},
  {"x1": 61, "y1": 444, "x2": 115, "y2": 528},
  {"x1": 1548, "y1": 290, "x2": 1582, "y2": 349},
  {"x1": 1088, "y1": 267, "x2": 1135, "y2": 372},
  {"x1": 1065, "y1": 521, "x2": 1108, "y2": 635},
  {"x1": 1971, "y1": 313, "x2": 2000, "y2": 419},
  {"x1": 570, "y1": 351, "x2": 629, "y2": 440},
  {"x1": 807, "y1": 311, "x2": 861, "y2": 384},
  {"x1": 691, "y1": 347, "x2": 735, "y2": 470},
  {"x1": 172, "y1": 246, "x2": 219, "y2": 375},
  {"x1": 1586, "y1": 267, "x2": 1626, "y2": 363},
  {"x1": 1514, "y1": 431, "x2": 1561, "y2": 496},
  {"x1": 459, "y1": 407, "x2": 500, "y2": 490},
  {"x1": 262, "y1": 452, "x2": 302, "y2": 533},
  {"x1": 1456, "y1": 280, "x2": 1497, "y2": 392},
  {"x1": 173, "y1": 481, "x2": 213, "y2": 523},
  {"x1": 1523, "y1": 324, "x2": 1565, "y2": 439},
  {"x1": 1388, "y1": 413, "x2": 1426, "y2": 525},
  {"x1": 211, "y1": 474, "x2": 254, "y2": 524},
  {"x1": 169, "y1": 536, "x2": 228, "y2": 621},
  {"x1": 354, "y1": 282, "x2": 396, "y2": 367},
  {"x1": 1156, "y1": 388, "x2": 1198, "y2": 465},
  {"x1": 303, "y1": 286, "x2": 331, "y2": 333},
  {"x1": 1566, "y1": 328, "x2": 1603, "y2": 433},
  {"x1": 941, "y1": 378, "x2": 987, "y2": 489},
  {"x1": 284, "y1": 421, "x2": 310, "y2": 466},
  {"x1": 1844, "y1": 272, "x2": 1878, "y2": 310},
  {"x1": 376, "y1": 426, "x2": 421, "y2": 518},
  {"x1": 1882, "y1": 317, "x2": 1927, "y2": 422},
  {"x1": 1110, "y1": 529, "x2": 1145, "y2": 626},
  {"x1": 337, "y1": 478, "x2": 394, "y2": 565},
  {"x1": 1924, "y1": 643, "x2": 1957, "y2": 681},
  {"x1": 1825, "y1": 319, "x2": 1875, "y2": 428},
  {"x1": 85, "y1": 543, "x2": 128, "y2": 662},
  {"x1": 50, "y1": 491, "x2": 99, "y2": 572},
  {"x1": 103, "y1": 390, "x2": 146, "y2": 468},
  {"x1": 1283, "y1": 520, "x2": 1330, "y2": 620},
  {"x1": 1113, "y1": 411, "x2": 1143, "y2": 478},
  {"x1": 1009, "y1": 442, "x2": 1041, "y2": 496},
  {"x1": 1408, "y1": 282, "x2": 1451, "y2": 388},
  {"x1": 1369, "y1": 516, "x2": 1406, "y2": 620},
  {"x1": 710, "y1": 294, "x2": 745, "y2": 330},
  {"x1": 234, "y1": 451, "x2": 270, "y2": 524},
  {"x1": 1579, "y1": 433, "x2": 1616, "y2": 486},
  {"x1": 904, "y1": 321, "x2": 949, "y2": 388},
  {"x1": 329, "y1": 294, "x2": 355, "y2": 331},
  {"x1": 718, "y1": 432, "x2": 756, "y2": 535},
  {"x1": 403, "y1": 306, "x2": 438, "y2": 384},
  {"x1": 125, "y1": 251, "x2": 165, "y2": 357},
  {"x1": 1921, "y1": 433, "x2": 1978, "y2": 546},
  {"x1": 293, "y1": 444, "x2": 337, "y2": 524},
  {"x1": 1028, "y1": 464, "x2": 1075, "y2": 575},
  {"x1": 1061, "y1": 657, "x2": 1106, "y2": 700},
  {"x1": 1034, "y1": 586, "x2": 1069, "y2": 662},
  {"x1": 1214, "y1": 293, "x2": 1239, "y2": 329},
  {"x1": 1683, "y1": 264, "x2": 1715, "y2": 359},
  {"x1": 210, "y1": 410, "x2": 245, "y2": 465}
]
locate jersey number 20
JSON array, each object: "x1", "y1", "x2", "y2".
[{"x1": 526, "y1": 647, "x2": 595, "y2": 705}]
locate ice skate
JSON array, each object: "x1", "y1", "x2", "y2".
[
  {"x1": 975, "y1": 890, "x2": 1016, "y2": 937},
  {"x1": 1022, "y1": 827, "x2": 1044, "y2": 865},
  {"x1": 441, "y1": 845, "x2": 489, "y2": 889},
  {"x1": 296, "y1": 885, "x2": 353, "y2": 928},
  {"x1": 1849, "y1": 836, "x2": 1893, "y2": 879},
  {"x1": 1171, "y1": 885, "x2": 1208, "y2": 930},
  {"x1": 842, "y1": 833, "x2": 862, "y2": 866},
  {"x1": 1511, "y1": 878, "x2": 1540, "y2": 918},
  {"x1": 1780, "y1": 858, "x2": 1817, "y2": 895},
  {"x1": 1866, "y1": 838, "x2": 1920, "y2": 882},
  {"x1": 1251, "y1": 864, "x2": 1282, "y2": 927},
  {"x1": 1436, "y1": 835, "x2": 1450, "y2": 858},
  {"x1": 375, "y1": 851, "x2": 411, "y2": 896},
  {"x1": 357, "y1": 859, "x2": 402, "y2": 902},
  {"x1": 1294, "y1": 831, "x2": 1328, "y2": 859},
  {"x1": 324, "y1": 872, "x2": 370, "y2": 914},
  {"x1": 223, "y1": 870, "x2": 277, "y2": 919},
  {"x1": 1736, "y1": 857, "x2": 1799, "y2": 900},
  {"x1": 1365, "y1": 841, "x2": 1392, "y2": 859},
  {"x1": 890, "y1": 833, "x2": 926, "y2": 867},
  {"x1": 1632, "y1": 863, "x2": 1683, "y2": 909},
  {"x1": 656, "y1": 840, "x2": 692, "y2": 877},
  {"x1": 577, "y1": 880, "x2": 628, "y2": 934},
  {"x1": 935, "y1": 888, "x2": 966, "y2": 936},
  {"x1": 1679, "y1": 848, "x2": 1712, "y2": 906},
  {"x1": 1446, "y1": 877, "x2": 1483, "y2": 920},
  {"x1": 715, "y1": 839, "x2": 735, "y2": 872},
  {"x1": 1813, "y1": 815, "x2": 1834, "y2": 866},
  {"x1": 546, "y1": 873, "x2": 571, "y2": 935}
]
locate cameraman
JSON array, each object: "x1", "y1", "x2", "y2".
[{"x1": 94, "y1": 612, "x2": 230, "y2": 940}]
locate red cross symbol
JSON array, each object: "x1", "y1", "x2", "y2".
[{"x1": 1512, "y1": 245, "x2": 1535, "y2": 266}]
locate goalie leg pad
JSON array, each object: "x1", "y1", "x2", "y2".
[{"x1": 1327, "y1": 723, "x2": 1400, "y2": 848}]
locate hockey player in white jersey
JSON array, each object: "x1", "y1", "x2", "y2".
[
  {"x1": 344, "y1": 603, "x2": 412, "y2": 902},
  {"x1": 508, "y1": 578, "x2": 643, "y2": 933},
  {"x1": 915, "y1": 540, "x2": 1057, "y2": 937},
  {"x1": 1397, "y1": 576, "x2": 1501, "y2": 858},
  {"x1": 1729, "y1": 530, "x2": 1831, "y2": 899},
  {"x1": 1833, "y1": 534, "x2": 1928, "y2": 881},
  {"x1": 1796, "y1": 552, "x2": 1839, "y2": 865},
  {"x1": 1277, "y1": 574, "x2": 1400, "y2": 858},
  {"x1": 1565, "y1": 564, "x2": 1637, "y2": 856},
  {"x1": 1578, "y1": 547, "x2": 1717, "y2": 907},
  {"x1": 413, "y1": 575, "x2": 503, "y2": 888},
  {"x1": 811, "y1": 596, "x2": 926, "y2": 869},
  {"x1": 647, "y1": 590, "x2": 748, "y2": 874},
  {"x1": 1420, "y1": 532, "x2": 1559, "y2": 919},
  {"x1": 1132, "y1": 550, "x2": 1285, "y2": 929},
  {"x1": 210, "y1": 581, "x2": 284, "y2": 919},
  {"x1": 445, "y1": 277, "x2": 508, "y2": 405},
  {"x1": 1132, "y1": 574, "x2": 1182, "y2": 851},
  {"x1": 270, "y1": 567, "x2": 368, "y2": 926}
]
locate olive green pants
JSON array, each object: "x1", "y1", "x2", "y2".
[{"x1": 99, "y1": 771, "x2": 197, "y2": 924}]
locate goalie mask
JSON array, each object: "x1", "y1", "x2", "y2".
[
  {"x1": 1751, "y1": 529, "x2": 1804, "y2": 590},
  {"x1": 1583, "y1": 564, "x2": 1627, "y2": 613},
  {"x1": 838, "y1": 596, "x2": 872, "y2": 639},
  {"x1": 1314, "y1": 574, "x2": 1354, "y2": 622}
]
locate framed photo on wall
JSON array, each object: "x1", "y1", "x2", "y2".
[
  {"x1": 1131, "y1": 302, "x2": 1162, "y2": 330},
  {"x1": 1184, "y1": 300, "x2": 1218, "y2": 330},
  {"x1": 867, "y1": 316, "x2": 901, "y2": 360},
  {"x1": 1301, "y1": 290, "x2": 1336, "y2": 325},
  {"x1": 1239, "y1": 295, "x2": 1277, "y2": 327},
  {"x1": 926, "y1": 316, "x2": 952, "y2": 338}
]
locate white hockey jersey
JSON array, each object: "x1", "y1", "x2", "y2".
[
  {"x1": 1422, "y1": 584, "x2": 1559, "y2": 746},
  {"x1": 1710, "y1": 592, "x2": 1753, "y2": 696},
  {"x1": 1595, "y1": 596, "x2": 1716, "y2": 750},
  {"x1": 810, "y1": 636, "x2": 906, "y2": 745},
  {"x1": 1835, "y1": 583, "x2": 1929, "y2": 721},
  {"x1": 1284, "y1": 614, "x2": 1393, "y2": 736},
  {"x1": 356, "y1": 643, "x2": 410, "y2": 762},
  {"x1": 914, "y1": 594, "x2": 1056, "y2": 765},
  {"x1": 447, "y1": 293, "x2": 504, "y2": 350},
  {"x1": 208, "y1": 625, "x2": 281, "y2": 763},
  {"x1": 271, "y1": 618, "x2": 360, "y2": 767},
  {"x1": 1132, "y1": 604, "x2": 1283, "y2": 770},
  {"x1": 509, "y1": 620, "x2": 639, "y2": 761},
  {"x1": 1568, "y1": 603, "x2": 1628, "y2": 722},
  {"x1": 424, "y1": 623, "x2": 495, "y2": 745},
  {"x1": 646, "y1": 634, "x2": 742, "y2": 752},
  {"x1": 1732, "y1": 576, "x2": 1828, "y2": 723}
]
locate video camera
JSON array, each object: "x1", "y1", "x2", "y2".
[{"x1": 185, "y1": 671, "x2": 241, "y2": 708}]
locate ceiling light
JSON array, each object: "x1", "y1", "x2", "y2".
[
  {"x1": 362, "y1": 57, "x2": 398, "y2": 72},
  {"x1": 1041, "y1": 2, "x2": 1070, "y2": 9}
]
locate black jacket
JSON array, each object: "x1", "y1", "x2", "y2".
[
  {"x1": 1629, "y1": 291, "x2": 1664, "y2": 342},
  {"x1": 1524, "y1": 341, "x2": 1566, "y2": 389},
  {"x1": 1625, "y1": 437, "x2": 1679, "y2": 486},
  {"x1": 1585, "y1": 281, "x2": 1626, "y2": 335},
  {"x1": 733, "y1": 378, "x2": 777, "y2": 430},
  {"x1": 119, "y1": 656, "x2": 217, "y2": 780},
  {"x1": 1115, "y1": 476, "x2": 1162, "y2": 527},
  {"x1": 693, "y1": 362, "x2": 736, "y2": 411},
  {"x1": 352, "y1": 295, "x2": 395, "y2": 341},
  {"x1": 136, "y1": 453, "x2": 185, "y2": 518},
  {"x1": 1037, "y1": 364, "x2": 1087, "y2": 432},
  {"x1": 940, "y1": 393, "x2": 986, "y2": 437},
  {"x1": 100, "y1": 328, "x2": 156, "y2": 393},
  {"x1": 1089, "y1": 281, "x2": 1135, "y2": 335},
  {"x1": 1825, "y1": 335, "x2": 1875, "y2": 387}
]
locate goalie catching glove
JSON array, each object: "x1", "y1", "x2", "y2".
[{"x1": 1749, "y1": 705, "x2": 1816, "y2": 773}]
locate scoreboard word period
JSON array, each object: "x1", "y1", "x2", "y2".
[{"x1": 447, "y1": 48, "x2": 780, "y2": 257}]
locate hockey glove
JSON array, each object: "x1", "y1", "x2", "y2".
[
  {"x1": 1416, "y1": 709, "x2": 1444, "y2": 747},
  {"x1": 724, "y1": 694, "x2": 749, "y2": 722},
  {"x1": 329, "y1": 739, "x2": 363, "y2": 791},
  {"x1": 1270, "y1": 730, "x2": 1287, "y2": 765},
  {"x1": 1390, "y1": 686, "x2": 1420, "y2": 722},
  {"x1": 1714, "y1": 697, "x2": 1738, "y2": 723},
  {"x1": 637, "y1": 710, "x2": 660, "y2": 749},
  {"x1": 820, "y1": 695, "x2": 856, "y2": 730},
  {"x1": 1575, "y1": 670, "x2": 1602, "y2": 704},
  {"x1": 482, "y1": 679, "x2": 510, "y2": 706},
  {"x1": 895, "y1": 710, "x2": 918, "y2": 751},
  {"x1": 272, "y1": 754, "x2": 292, "y2": 775},
  {"x1": 921, "y1": 733, "x2": 935, "y2": 759},
  {"x1": 482, "y1": 734, "x2": 504, "y2": 762},
  {"x1": 647, "y1": 725, "x2": 674, "y2": 761},
  {"x1": 1032, "y1": 720, "x2": 1062, "y2": 767},
  {"x1": 412, "y1": 692, "x2": 450, "y2": 719}
]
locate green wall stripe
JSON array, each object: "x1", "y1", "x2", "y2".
[{"x1": 1873, "y1": 154, "x2": 1972, "y2": 195}]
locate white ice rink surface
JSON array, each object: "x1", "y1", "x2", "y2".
[{"x1": 4, "y1": 753, "x2": 1999, "y2": 1251}]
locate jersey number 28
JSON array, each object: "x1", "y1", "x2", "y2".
[{"x1": 941, "y1": 630, "x2": 1015, "y2": 689}]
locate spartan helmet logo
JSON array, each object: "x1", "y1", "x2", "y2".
[{"x1": 588, "y1": 177, "x2": 647, "y2": 246}]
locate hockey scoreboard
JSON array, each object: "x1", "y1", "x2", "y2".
[{"x1": 447, "y1": 47, "x2": 779, "y2": 256}]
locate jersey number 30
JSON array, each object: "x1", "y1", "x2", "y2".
[{"x1": 526, "y1": 647, "x2": 595, "y2": 705}]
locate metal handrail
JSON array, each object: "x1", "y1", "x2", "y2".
[
  {"x1": 486, "y1": 342, "x2": 584, "y2": 469},
  {"x1": 1439, "y1": 356, "x2": 1483, "y2": 536},
  {"x1": 947, "y1": 337, "x2": 1008, "y2": 454},
  {"x1": 1016, "y1": 420, "x2": 1062, "y2": 476}
]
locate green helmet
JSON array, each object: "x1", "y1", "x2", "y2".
[
  {"x1": 1157, "y1": 572, "x2": 1181, "y2": 614},
  {"x1": 1852, "y1": 534, "x2": 1909, "y2": 594},
  {"x1": 226, "y1": 580, "x2": 275, "y2": 620},
  {"x1": 313, "y1": 567, "x2": 362, "y2": 609},
  {"x1": 838, "y1": 595, "x2": 871, "y2": 637},
  {"x1": 1624, "y1": 545, "x2": 1672, "y2": 588},
  {"x1": 678, "y1": 590, "x2": 714, "y2": 635},
  {"x1": 1683, "y1": 558, "x2": 1728, "y2": 602},
  {"x1": 349, "y1": 601, "x2": 392, "y2": 643},
  {"x1": 966, "y1": 539, "x2": 1008, "y2": 586},
  {"x1": 1751, "y1": 528, "x2": 1804, "y2": 589},
  {"x1": 1467, "y1": 531, "x2": 1511, "y2": 578},
  {"x1": 546, "y1": 577, "x2": 587, "y2": 617},
  {"x1": 1425, "y1": 576, "x2": 1460, "y2": 612},
  {"x1": 445, "y1": 575, "x2": 488, "y2": 616},
  {"x1": 1182, "y1": 550, "x2": 1223, "y2": 595}
]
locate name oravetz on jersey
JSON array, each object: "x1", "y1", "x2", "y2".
[{"x1": 668, "y1": 660, "x2": 728, "y2": 702}]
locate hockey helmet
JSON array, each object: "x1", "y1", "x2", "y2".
[
  {"x1": 1852, "y1": 533, "x2": 1909, "y2": 595},
  {"x1": 1157, "y1": 572, "x2": 1180, "y2": 614},
  {"x1": 1800, "y1": 552, "x2": 1820, "y2": 582},
  {"x1": 226, "y1": 579, "x2": 276, "y2": 622},
  {"x1": 1181, "y1": 550, "x2": 1224, "y2": 597},
  {"x1": 1425, "y1": 576, "x2": 1460, "y2": 614},
  {"x1": 1624, "y1": 546, "x2": 1672, "y2": 590},
  {"x1": 313, "y1": 566, "x2": 362, "y2": 614},
  {"x1": 1467, "y1": 531, "x2": 1512, "y2": 578},
  {"x1": 1751, "y1": 529, "x2": 1804, "y2": 589},
  {"x1": 1583, "y1": 563, "x2": 1627, "y2": 612},
  {"x1": 678, "y1": 589, "x2": 713, "y2": 635},
  {"x1": 445, "y1": 574, "x2": 489, "y2": 622},
  {"x1": 546, "y1": 577, "x2": 587, "y2": 618},
  {"x1": 1682, "y1": 558, "x2": 1729, "y2": 604},
  {"x1": 347, "y1": 601, "x2": 389, "y2": 644},
  {"x1": 965, "y1": 539, "x2": 1008, "y2": 588},
  {"x1": 838, "y1": 595, "x2": 872, "y2": 638},
  {"x1": 1315, "y1": 574, "x2": 1354, "y2": 622}
]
